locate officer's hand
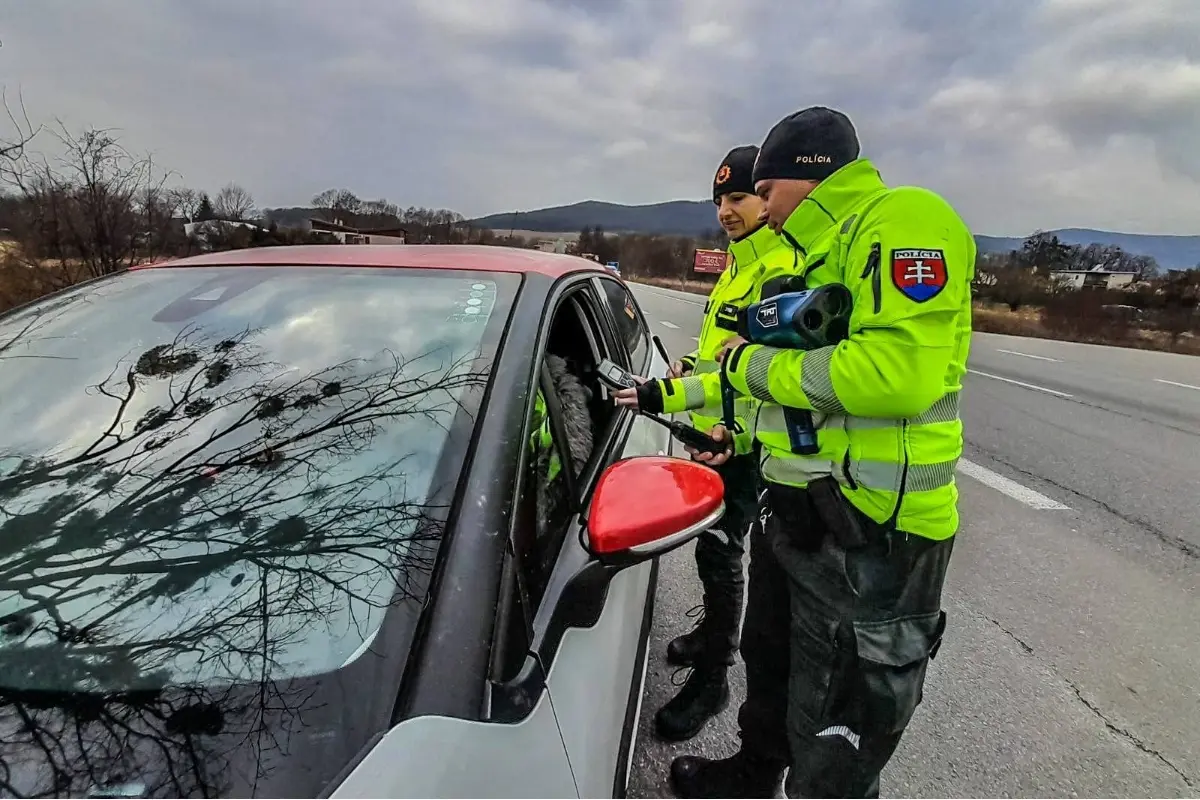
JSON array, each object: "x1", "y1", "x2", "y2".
[
  {"x1": 685, "y1": 424, "x2": 734, "y2": 466},
  {"x1": 715, "y1": 336, "x2": 747, "y2": 364},
  {"x1": 613, "y1": 375, "x2": 648, "y2": 410},
  {"x1": 666, "y1": 361, "x2": 690, "y2": 379}
]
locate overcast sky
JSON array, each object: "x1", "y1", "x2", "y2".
[{"x1": 4, "y1": 0, "x2": 1200, "y2": 236}]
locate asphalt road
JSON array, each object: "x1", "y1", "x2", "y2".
[{"x1": 624, "y1": 282, "x2": 1200, "y2": 799}]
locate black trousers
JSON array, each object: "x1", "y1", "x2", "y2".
[
  {"x1": 738, "y1": 483, "x2": 953, "y2": 798},
  {"x1": 691, "y1": 453, "x2": 758, "y2": 665}
]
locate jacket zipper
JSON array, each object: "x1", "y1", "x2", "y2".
[
  {"x1": 885, "y1": 419, "x2": 910, "y2": 529},
  {"x1": 860, "y1": 242, "x2": 882, "y2": 314},
  {"x1": 700, "y1": 267, "x2": 755, "y2": 350},
  {"x1": 841, "y1": 451, "x2": 858, "y2": 490},
  {"x1": 699, "y1": 271, "x2": 730, "y2": 347}
]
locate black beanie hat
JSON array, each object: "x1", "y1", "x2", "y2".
[
  {"x1": 712, "y1": 145, "x2": 759, "y2": 202},
  {"x1": 752, "y1": 106, "x2": 860, "y2": 184}
]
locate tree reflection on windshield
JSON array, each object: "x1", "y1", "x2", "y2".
[{"x1": 0, "y1": 268, "x2": 509, "y2": 797}]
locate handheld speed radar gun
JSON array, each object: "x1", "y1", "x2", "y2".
[{"x1": 731, "y1": 283, "x2": 853, "y2": 455}]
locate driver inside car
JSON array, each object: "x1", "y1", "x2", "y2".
[{"x1": 528, "y1": 353, "x2": 595, "y2": 594}]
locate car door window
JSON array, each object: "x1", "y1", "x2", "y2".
[
  {"x1": 597, "y1": 277, "x2": 650, "y2": 373},
  {"x1": 524, "y1": 382, "x2": 575, "y2": 606},
  {"x1": 515, "y1": 289, "x2": 610, "y2": 609}
]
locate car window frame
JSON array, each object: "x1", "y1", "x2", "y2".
[
  {"x1": 486, "y1": 273, "x2": 641, "y2": 722},
  {"x1": 519, "y1": 283, "x2": 612, "y2": 602},
  {"x1": 487, "y1": 276, "x2": 603, "y2": 702},
  {"x1": 592, "y1": 275, "x2": 651, "y2": 375}
]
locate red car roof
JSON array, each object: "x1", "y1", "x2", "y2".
[{"x1": 131, "y1": 244, "x2": 609, "y2": 278}]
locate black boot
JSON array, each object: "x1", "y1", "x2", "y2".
[
  {"x1": 666, "y1": 604, "x2": 707, "y2": 667},
  {"x1": 669, "y1": 749, "x2": 787, "y2": 798},
  {"x1": 654, "y1": 663, "x2": 730, "y2": 741}
]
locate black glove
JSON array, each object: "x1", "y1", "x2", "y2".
[{"x1": 635, "y1": 379, "x2": 665, "y2": 415}]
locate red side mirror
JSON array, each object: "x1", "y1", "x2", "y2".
[{"x1": 587, "y1": 456, "x2": 725, "y2": 560}]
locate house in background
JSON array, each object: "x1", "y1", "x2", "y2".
[
  {"x1": 183, "y1": 219, "x2": 267, "y2": 251},
  {"x1": 184, "y1": 219, "x2": 264, "y2": 238},
  {"x1": 534, "y1": 237, "x2": 569, "y2": 254},
  {"x1": 307, "y1": 217, "x2": 407, "y2": 244},
  {"x1": 1049, "y1": 265, "x2": 1138, "y2": 290}
]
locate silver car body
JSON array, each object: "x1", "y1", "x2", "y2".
[{"x1": 332, "y1": 322, "x2": 672, "y2": 798}]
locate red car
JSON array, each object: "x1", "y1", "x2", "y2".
[{"x1": 0, "y1": 245, "x2": 724, "y2": 798}]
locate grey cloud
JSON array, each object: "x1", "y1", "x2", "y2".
[{"x1": 2, "y1": 0, "x2": 1200, "y2": 234}]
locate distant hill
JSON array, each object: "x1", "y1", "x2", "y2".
[
  {"x1": 471, "y1": 200, "x2": 721, "y2": 238},
  {"x1": 470, "y1": 201, "x2": 1200, "y2": 270}
]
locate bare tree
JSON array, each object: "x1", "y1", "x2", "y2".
[
  {"x1": 0, "y1": 89, "x2": 39, "y2": 164},
  {"x1": 360, "y1": 198, "x2": 399, "y2": 218},
  {"x1": 212, "y1": 182, "x2": 256, "y2": 222},
  {"x1": 0, "y1": 322, "x2": 489, "y2": 795},
  {"x1": 987, "y1": 266, "x2": 1055, "y2": 312},
  {"x1": 0, "y1": 332, "x2": 479, "y2": 795},
  {"x1": 0, "y1": 122, "x2": 178, "y2": 302},
  {"x1": 312, "y1": 188, "x2": 361, "y2": 221},
  {"x1": 168, "y1": 186, "x2": 201, "y2": 222},
  {"x1": 400, "y1": 206, "x2": 469, "y2": 244}
]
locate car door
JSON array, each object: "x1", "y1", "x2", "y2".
[
  {"x1": 483, "y1": 274, "x2": 675, "y2": 798},
  {"x1": 539, "y1": 276, "x2": 672, "y2": 797}
]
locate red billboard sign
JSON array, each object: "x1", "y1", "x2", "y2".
[{"x1": 693, "y1": 248, "x2": 727, "y2": 274}]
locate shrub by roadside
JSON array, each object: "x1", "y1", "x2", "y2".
[{"x1": 974, "y1": 300, "x2": 1200, "y2": 356}]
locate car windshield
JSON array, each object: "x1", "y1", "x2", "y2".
[{"x1": 0, "y1": 265, "x2": 517, "y2": 692}]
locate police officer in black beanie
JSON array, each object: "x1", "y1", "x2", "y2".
[
  {"x1": 661, "y1": 105, "x2": 971, "y2": 798},
  {"x1": 650, "y1": 144, "x2": 794, "y2": 744}
]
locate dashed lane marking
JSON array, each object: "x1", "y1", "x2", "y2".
[
  {"x1": 630, "y1": 283, "x2": 705, "y2": 306},
  {"x1": 1155, "y1": 378, "x2": 1200, "y2": 392},
  {"x1": 967, "y1": 369, "x2": 1074, "y2": 399},
  {"x1": 996, "y1": 348, "x2": 1062, "y2": 363},
  {"x1": 958, "y1": 458, "x2": 1071, "y2": 510},
  {"x1": 659, "y1": 320, "x2": 680, "y2": 329}
]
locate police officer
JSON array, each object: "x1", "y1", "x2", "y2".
[
  {"x1": 616, "y1": 107, "x2": 974, "y2": 798},
  {"x1": 652, "y1": 145, "x2": 794, "y2": 743}
]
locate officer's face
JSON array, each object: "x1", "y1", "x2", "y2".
[
  {"x1": 715, "y1": 192, "x2": 765, "y2": 238},
  {"x1": 755, "y1": 179, "x2": 818, "y2": 233}
]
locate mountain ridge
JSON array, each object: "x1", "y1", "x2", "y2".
[{"x1": 469, "y1": 200, "x2": 1200, "y2": 269}]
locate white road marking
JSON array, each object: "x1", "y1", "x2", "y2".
[
  {"x1": 997, "y1": 348, "x2": 1062, "y2": 363},
  {"x1": 624, "y1": 644, "x2": 651, "y2": 795},
  {"x1": 1155, "y1": 378, "x2": 1200, "y2": 392},
  {"x1": 967, "y1": 369, "x2": 1074, "y2": 399},
  {"x1": 691, "y1": 336, "x2": 700, "y2": 342},
  {"x1": 958, "y1": 458, "x2": 1071, "y2": 510},
  {"x1": 659, "y1": 320, "x2": 680, "y2": 329},
  {"x1": 632, "y1": 283, "x2": 705, "y2": 306}
]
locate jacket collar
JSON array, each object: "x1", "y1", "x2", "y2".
[
  {"x1": 780, "y1": 159, "x2": 887, "y2": 254},
  {"x1": 727, "y1": 222, "x2": 785, "y2": 274}
]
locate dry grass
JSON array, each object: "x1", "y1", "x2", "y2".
[
  {"x1": 973, "y1": 302, "x2": 1200, "y2": 356},
  {"x1": 971, "y1": 304, "x2": 1045, "y2": 338},
  {"x1": 0, "y1": 244, "x2": 88, "y2": 312}
]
